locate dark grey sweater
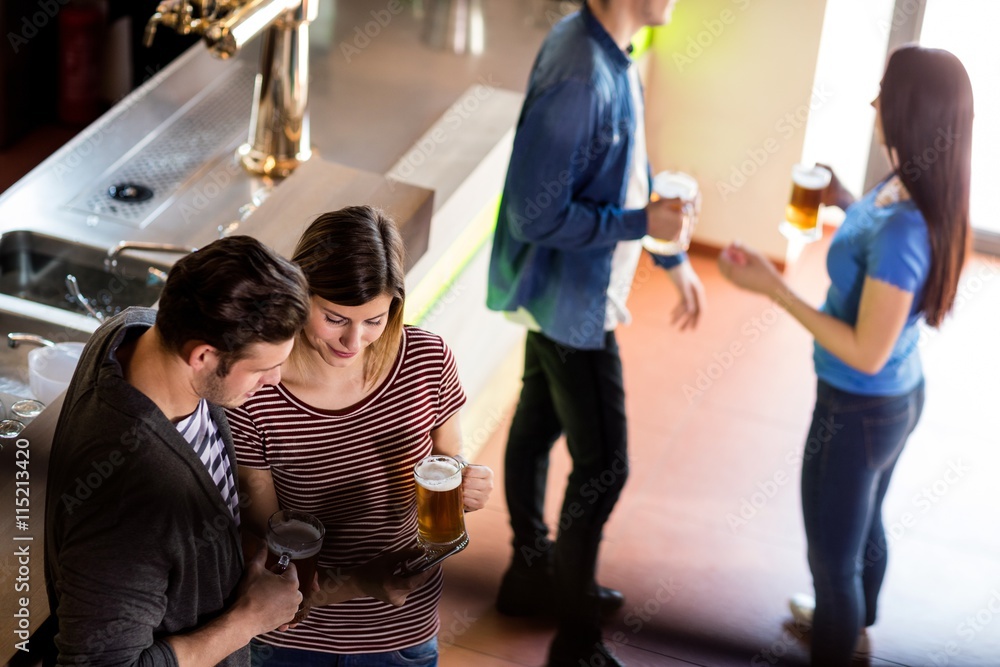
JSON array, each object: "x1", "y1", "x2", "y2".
[{"x1": 44, "y1": 308, "x2": 248, "y2": 667}]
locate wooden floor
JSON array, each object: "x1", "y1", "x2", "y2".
[
  {"x1": 2, "y1": 112, "x2": 997, "y2": 667},
  {"x1": 439, "y1": 237, "x2": 1000, "y2": 666}
]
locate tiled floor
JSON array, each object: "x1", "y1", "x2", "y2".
[{"x1": 439, "y1": 236, "x2": 1000, "y2": 667}]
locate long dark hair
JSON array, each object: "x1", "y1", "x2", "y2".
[
  {"x1": 291, "y1": 206, "x2": 407, "y2": 388},
  {"x1": 879, "y1": 44, "x2": 974, "y2": 327}
]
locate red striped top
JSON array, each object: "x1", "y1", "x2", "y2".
[{"x1": 228, "y1": 326, "x2": 466, "y2": 654}]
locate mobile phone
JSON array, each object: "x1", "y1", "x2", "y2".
[{"x1": 396, "y1": 541, "x2": 468, "y2": 577}]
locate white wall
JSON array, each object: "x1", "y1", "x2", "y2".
[
  {"x1": 643, "y1": 0, "x2": 829, "y2": 262},
  {"x1": 921, "y1": 0, "x2": 1000, "y2": 235},
  {"x1": 801, "y1": 0, "x2": 896, "y2": 199}
]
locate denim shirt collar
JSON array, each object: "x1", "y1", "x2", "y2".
[{"x1": 581, "y1": 3, "x2": 634, "y2": 72}]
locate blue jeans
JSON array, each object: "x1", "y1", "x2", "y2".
[
  {"x1": 250, "y1": 638, "x2": 438, "y2": 667},
  {"x1": 801, "y1": 379, "x2": 924, "y2": 666}
]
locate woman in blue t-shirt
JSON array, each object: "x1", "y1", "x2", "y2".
[{"x1": 718, "y1": 45, "x2": 973, "y2": 666}]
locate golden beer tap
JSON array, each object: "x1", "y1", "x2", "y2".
[{"x1": 144, "y1": 0, "x2": 317, "y2": 178}]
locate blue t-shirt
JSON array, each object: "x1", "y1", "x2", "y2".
[{"x1": 813, "y1": 186, "x2": 931, "y2": 396}]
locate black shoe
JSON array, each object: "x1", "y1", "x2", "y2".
[
  {"x1": 495, "y1": 567, "x2": 555, "y2": 617},
  {"x1": 595, "y1": 586, "x2": 625, "y2": 614},
  {"x1": 547, "y1": 633, "x2": 624, "y2": 667},
  {"x1": 497, "y1": 568, "x2": 625, "y2": 618}
]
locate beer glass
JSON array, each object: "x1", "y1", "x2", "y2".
[
  {"x1": 413, "y1": 455, "x2": 469, "y2": 550},
  {"x1": 780, "y1": 164, "x2": 832, "y2": 243},
  {"x1": 642, "y1": 171, "x2": 699, "y2": 256},
  {"x1": 265, "y1": 509, "x2": 325, "y2": 599}
]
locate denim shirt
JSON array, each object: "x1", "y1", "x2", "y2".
[{"x1": 486, "y1": 5, "x2": 686, "y2": 351}]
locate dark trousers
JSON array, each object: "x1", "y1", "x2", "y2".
[
  {"x1": 802, "y1": 379, "x2": 925, "y2": 666},
  {"x1": 504, "y1": 330, "x2": 628, "y2": 628}
]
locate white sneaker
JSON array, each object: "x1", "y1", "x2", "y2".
[
  {"x1": 789, "y1": 593, "x2": 815, "y2": 627},
  {"x1": 854, "y1": 629, "x2": 871, "y2": 655},
  {"x1": 788, "y1": 593, "x2": 872, "y2": 654}
]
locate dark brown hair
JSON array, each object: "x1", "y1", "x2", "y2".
[
  {"x1": 156, "y1": 235, "x2": 311, "y2": 374},
  {"x1": 879, "y1": 44, "x2": 974, "y2": 327},
  {"x1": 291, "y1": 206, "x2": 406, "y2": 388}
]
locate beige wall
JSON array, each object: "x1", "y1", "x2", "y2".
[{"x1": 643, "y1": 0, "x2": 829, "y2": 262}]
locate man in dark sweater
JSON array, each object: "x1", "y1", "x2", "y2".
[{"x1": 45, "y1": 235, "x2": 312, "y2": 666}]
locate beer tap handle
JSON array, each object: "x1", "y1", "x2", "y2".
[{"x1": 143, "y1": 12, "x2": 162, "y2": 46}]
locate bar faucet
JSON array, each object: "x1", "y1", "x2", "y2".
[
  {"x1": 144, "y1": 0, "x2": 317, "y2": 178},
  {"x1": 105, "y1": 241, "x2": 198, "y2": 271}
]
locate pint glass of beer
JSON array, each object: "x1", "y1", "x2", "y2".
[
  {"x1": 414, "y1": 455, "x2": 469, "y2": 549},
  {"x1": 780, "y1": 164, "x2": 832, "y2": 242},
  {"x1": 265, "y1": 509, "x2": 325, "y2": 599},
  {"x1": 642, "y1": 171, "x2": 700, "y2": 256}
]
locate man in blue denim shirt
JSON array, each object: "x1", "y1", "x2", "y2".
[{"x1": 486, "y1": 1, "x2": 703, "y2": 664}]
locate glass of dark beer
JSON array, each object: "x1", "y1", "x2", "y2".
[
  {"x1": 265, "y1": 509, "x2": 325, "y2": 599},
  {"x1": 780, "y1": 163, "x2": 832, "y2": 243},
  {"x1": 413, "y1": 455, "x2": 469, "y2": 550}
]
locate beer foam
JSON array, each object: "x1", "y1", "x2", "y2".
[
  {"x1": 653, "y1": 171, "x2": 698, "y2": 200},
  {"x1": 415, "y1": 459, "x2": 462, "y2": 491},
  {"x1": 792, "y1": 165, "x2": 832, "y2": 189},
  {"x1": 268, "y1": 519, "x2": 323, "y2": 558}
]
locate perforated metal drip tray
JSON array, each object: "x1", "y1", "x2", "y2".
[
  {"x1": 0, "y1": 231, "x2": 171, "y2": 319},
  {"x1": 64, "y1": 62, "x2": 256, "y2": 229}
]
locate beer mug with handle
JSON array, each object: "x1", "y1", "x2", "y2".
[
  {"x1": 643, "y1": 171, "x2": 700, "y2": 256},
  {"x1": 265, "y1": 509, "x2": 325, "y2": 600},
  {"x1": 414, "y1": 455, "x2": 469, "y2": 550},
  {"x1": 780, "y1": 163, "x2": 832, "y2": 243}
]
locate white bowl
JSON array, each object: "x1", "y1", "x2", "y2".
[{"x1": 28, "y1": 342, "x2": 85, "y2": 406}]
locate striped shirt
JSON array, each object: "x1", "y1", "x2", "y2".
[
  {"x1": 228, "y1": 326, "x2": 466, "y2": 654},
  {"x1": 176, "y1": 399, "x2": 240, "y2": 526}
]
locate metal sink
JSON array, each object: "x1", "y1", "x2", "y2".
[
  {"x1": 0, "y1": 309, "x2": 91, "y2": 403},
  {"x1": 0, "y1": 231, "x2": 170, "y2": 320}
]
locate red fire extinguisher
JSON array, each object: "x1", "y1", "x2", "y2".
[{"x1": 58, "y1": 0, "x2": 106, "y2": 126}]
